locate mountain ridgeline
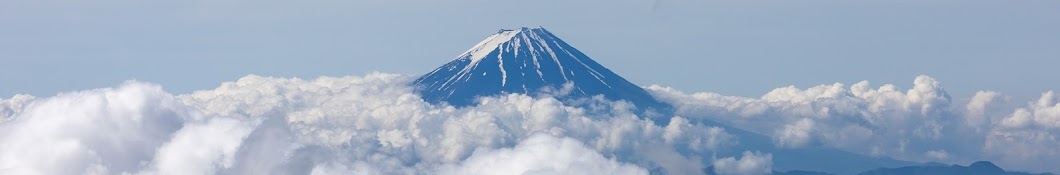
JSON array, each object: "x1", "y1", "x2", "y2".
[
  {"x1": 707, "y1": 161, "x2": 1054, "y2": 175},
  {"x1": 854, "y1": 161, "x2": 1053, "y2": 175},
  {"x1": 412, "y1": 27, "x2": 671, "y2": 118}
]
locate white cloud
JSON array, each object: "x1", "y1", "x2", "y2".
[
  {"x1": 0, "y1": 82, "x2": 194, "y2": 175},
  {"x1": 999, "y1": 91, "x2": 1060, "y2": 129},
  {"x1": 0, "y1": 73, "x2": 738, "y2": 175},
  {"x1": 0, "y1": 94, "x2": 35, "y2": 122},
  {"x1": 664, "y1": 117, "x2": 734, "y2": 151},
  {"x1": 436, "y1": 133, "x2": 648, "y2": 175},
  {"x1": 713, "y1": 151, "x2": 773, "y2": 175},
  {"x1": 925, "y1": 150, "x2": 949, "y2": 161},
  {"x1": 966, "y1": 91, "x2": 1002, "y2": 131},
  {"x1": 309, "y1": 161, "x2": 389, "y2": 175},
  {"x1": 984, "y1": 91, "x2": 1060, "y2": 172},
  {"x1": 176, "y1": 73, "x2": 736, "y2": 174},
  {"x1": 3, "y1": 73, "x2": 1060, "y2": 174},
  {"x1": 647, "y1": 75, "x2": 955, "y2": 160},
  {"x1": 648, "y1": 75, "x2": 1060, "y2": 173},
  {"x1": 139, "y1": 117, "x2": 256, "y2": 175},
  {"x1": 775, "y1": 118, "x2": 815, "y2": 148}
]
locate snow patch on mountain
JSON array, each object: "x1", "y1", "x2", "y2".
[{"x1": 461, "y1": 29, "x2": 521, "y2": 65}]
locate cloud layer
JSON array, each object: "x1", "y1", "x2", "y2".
[
  {"x1": 436, "y1": 133, "x2": 648, "y2": 175},
  {"x1": 0, "y1": 73, "x2": 733, "y2": 175},
  {"x1": 0, "y1": 73, "x2": 1057, "y2": 174},
  {"x1": 647, "y1": 75, "x2": 1060, "y2": 173}
]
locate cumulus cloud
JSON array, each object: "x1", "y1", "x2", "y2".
[
  {"x1": 713, "y1": 151, "x2": 773, "y2": 175},
  {"x1": 774, "y1": 118, "x2": 815, "y2": 148},
  {"x1": 436, "y1": 133, "x2": 648, "y2": 175},
  {"x1": 0, "y1": 82, "x2": 194, "y2": 174},
  {"x1": 648, "y1": 75, "x2": 1060, "y2": 173},
  {"x1": 0, "y1": 94, "x2": 35, "y2": 122},
  {"x1": 998, "y1": 91, "x2": 1060, "y2": 129},
  {"x1": 647, "y1": 75, "x2": 955, "y2": 158},
  {"x1": 966, "y1": 91, "x2": 1003, "y2": 131},
  {"x1": 0, "y1": 73, "x2": 737, "y2": 175},
  {"x1": 140, "y1": 117, "x2": 256, "y2": 175},
  {"x1": 2, "y1": 73, "x2": 1059, "y2": 174},
  {"x1": 985, "y1": 91, "x2": 1060, "y2": 172}
]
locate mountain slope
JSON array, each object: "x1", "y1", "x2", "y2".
[{"x1": 412, "y1": 27, "x2": 671, "y2": 115}]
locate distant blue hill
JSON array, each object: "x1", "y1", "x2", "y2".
[
  {"x1": 711, "y1": 161, "x2": 1053, "y2": 175},
  {"x1": 856, "y1": 161, "x2": 1054, "y2": 175}
]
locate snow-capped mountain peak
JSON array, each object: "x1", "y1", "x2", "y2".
[
  {"x1": 459, "y1": 28, "x2": 522, "y2": 65},
  {"x1": 413, "y1": 27, "x2": 671, "y2": 114}
]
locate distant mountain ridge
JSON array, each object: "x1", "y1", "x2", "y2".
[
  {"x1": 855, "y1": 161, "x2": 1053, "y2": 175},
  {"x1": 708, "y1": 161, "x2": 1053, "y2": 175}
]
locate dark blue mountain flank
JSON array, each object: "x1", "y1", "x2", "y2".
[
  {"x1": 412, "y1": 27, "x2": 671, "y2": 115},
  {"x1": 856, "y1": 161, "x2": 1054, "y2": 175}
]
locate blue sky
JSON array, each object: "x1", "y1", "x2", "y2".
[{"x1": 2, "y1": 0, "x2": 1058, "y2": 101}]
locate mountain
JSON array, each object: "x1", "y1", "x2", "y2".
[
  {"x1": 721, "y1": 161, "x2": 1054, "y2": 175},
  {"x1": 412, "y1": 27, "x2": 919, "y2": 175},
  {"x1": 412, "y1": 27, "x2": 671, "y2": 117},
  {"x1": 856, "y1": 161, "x2": 1054, "y2": 175}
]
